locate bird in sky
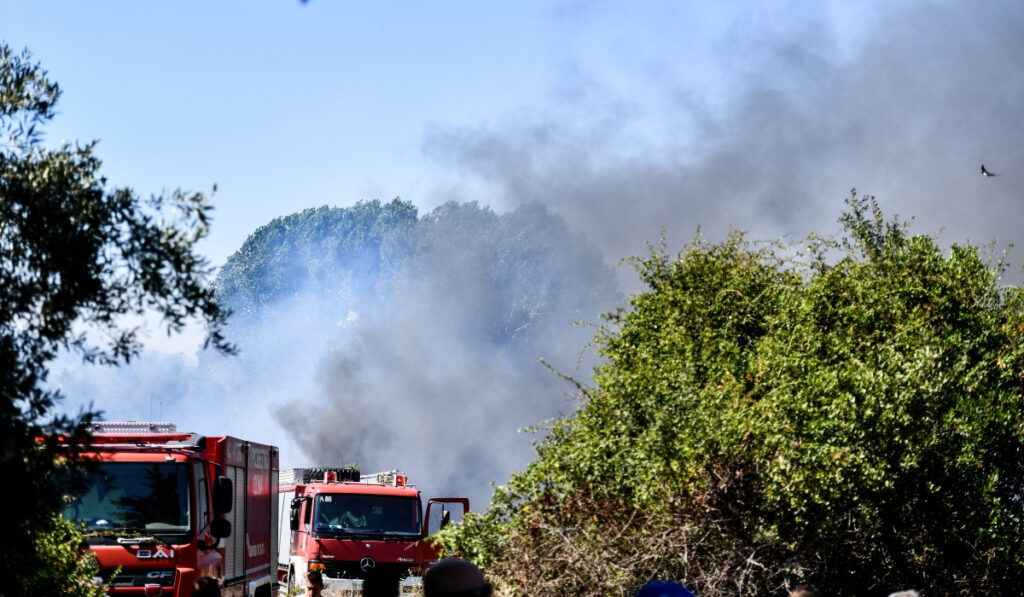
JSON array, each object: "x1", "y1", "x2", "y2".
[{"x1": 981, "y1": 164, "x2": 998, "y2": 177}]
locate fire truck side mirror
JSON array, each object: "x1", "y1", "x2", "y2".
[
  {"x1": 210, "y1": 517, "x2": 232, "y2": 539},
  {"x1": 440, "y1": 509, "x2": 451, "y2": 529},
  {"x1": 289, "y1": 497, "x2": 306, "y2": 531},
  {"x1": 214, "y1": 476, "x2": 233, "y2": 514}
]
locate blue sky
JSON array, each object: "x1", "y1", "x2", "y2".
[
  {"x1": 4, "y1": 1, "x2": 905, "y2": 268},
  {"x1": 6, "y1": 0, "x2": 1024, "y2": 499}
]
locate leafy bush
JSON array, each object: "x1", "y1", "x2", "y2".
[
  {"x1": 436, "y1": 193, "x2": 1024, "y2": 596},
  {"x1": 15, "y1": 516, "x2": 104, "y2": 597}
]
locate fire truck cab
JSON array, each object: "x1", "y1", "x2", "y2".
[{"x1": 278, "y1": 467, "x2": 468, "y2": 594}]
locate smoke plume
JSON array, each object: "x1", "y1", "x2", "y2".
[
  {"x1": 52, "y1": 0, "x2": 1024, "y2": 508},
  {"x1": 424, "y1": 1, "x2": 1024, "y2": 291}
]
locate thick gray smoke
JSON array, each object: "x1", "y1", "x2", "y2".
[
  {"x1": 260, "y1": 202, "x2": 621, "y2": 504},
  {"x1": 54, "y1": 201, "x2": 620, "y2": 508},
  {"x1": 51, "y1": 0, "x2": 1024, "y2": 509},
  {"x1": 424, "y1": 1, "x2": 1024, "y2": 290}
]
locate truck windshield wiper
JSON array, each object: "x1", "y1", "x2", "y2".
[
  {"x1": 115, "y1": 532, "x2": 173, "y2": 548},
  {"x1": 341, "y1": 530, "x2": 418, "y2": 541},
  {"x1": 374, "y1": 531, "x2": 415, "y2": 541},
  {"x1": 320, "y1": 525, "x2": 358, "y2": 533},
  {"x1": 116, "y1": 535, "x2": 171, "y2": 547},
  {"x1": 83, "y1": 529, "x2": 173, "y2": 548},
  {"x1": 315, "y1": 527, "x2": 357, "y2": 538}
]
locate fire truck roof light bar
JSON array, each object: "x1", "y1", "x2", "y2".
[
  {"x1": 83, "y1": 422, "x2": 207, "y2": 450},
  {"x1": 361, "y1": 470, "x2": 409, "y2": 486},
  {"x1": 89, "y1": 421, "x2": 178, "y2": 434},
  {"x1": 300, "y1": 467, "x2": 361, "y2": 484}
]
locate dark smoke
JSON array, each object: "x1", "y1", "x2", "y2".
[
  {"x1": 424, "y1": 1, "x2": 1024, "y2": 291},
  {"x1": 215, "y1": 200, "x2": 619, "y2": 505},
  {"x1": 51, "y1": 0, "x2": 1024, "y2": 509},
  {"x1": 54, "y1": 201, "x2": 619, "y2": 507}
]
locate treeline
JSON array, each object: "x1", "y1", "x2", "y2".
[{"x1": 215, "y1": 198, "x2": 617, "y2": 349}]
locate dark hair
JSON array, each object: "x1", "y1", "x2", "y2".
[
  {"x1": 423, "y1": 558, "x2": 491, "y2": 597},
  {"x1": 361, "y1": 568, "x2": 401, "y2": 597},
  {"x1": 306, "y1": 570, "x2": 325, "y2": 587},
  {"x1": 429, "y1": 585, "x2": 492, "y2": 597},
  {"x1": 192, "y1": 576, "x2": 221, "y2": 597}
]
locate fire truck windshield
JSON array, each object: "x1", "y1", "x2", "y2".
[
  {"x1": 314, "y1": 494, "x2": 421, "y2": 536},
  {"x1": 62, "y1": 462, "x2": 191, "y2": 535}
]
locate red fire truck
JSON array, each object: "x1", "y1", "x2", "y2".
[
  {"x1": 59, "y1": 422, "x2": 279, "y2": 597},
  {"x1": 278, "y1": 467, "x2": 469, "y2": 594}
]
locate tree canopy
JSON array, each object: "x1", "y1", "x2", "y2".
[
  {"x1": 1, "y1": 44, "x2": 231, "y2": 595},
  {"x1": 438, "y1": 193, "x2": 1024, "y2": 596},
  {"x1": 216, "y1": 199, "x2": 419, "y2": 318},
  {"x1": 215, "y1": 198, "x2": 617, "y2": 347}
]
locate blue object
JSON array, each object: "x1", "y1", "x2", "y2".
[{"x1": 633, "y1": 580, "x2": 697, "y2": 597}]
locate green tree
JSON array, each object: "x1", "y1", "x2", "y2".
[
  {"x1": 1, "y1": 44, "x2": 232, "y2": 595},
  {"x1": 437, "y1": 193, "x2": 1024, "y2": 596},
  {"x1": 216, "y1": 199, "x2": 419, "y2": 318}
]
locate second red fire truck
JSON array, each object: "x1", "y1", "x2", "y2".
[{"x1": 278, "y1": 467, "x2": 469, "y2": 594}]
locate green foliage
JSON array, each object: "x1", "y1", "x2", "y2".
[
  {"x1": 438, "y1": 192, "x2": 1024, "y2": 596},
  {"x1": 215, "y1": 198, "x2": 617, "y2": 352},
  {"x1": 1, "y1": 44, "x2": 231, "y2": 595},
  {"x1": 216, "y1": 199, "x2": 418, "y2": 317},
  {"x1": 14, "y1": 516, "x2": 104, "y2": 597}
]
